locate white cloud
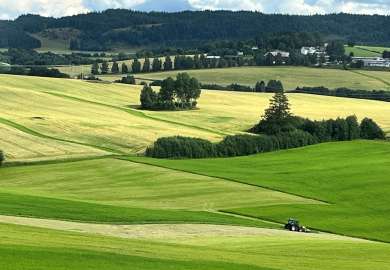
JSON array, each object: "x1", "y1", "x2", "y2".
[
  {"x1": 189, "y1": 0, "x2": 263, "y2": 11},
  {"x1": 0, "y1": 0, "x2": 89, "y2": 19}
]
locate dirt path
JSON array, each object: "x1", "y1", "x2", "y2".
[{"x1": 0, "y1": 215, "x2": 369, "y2": 242}]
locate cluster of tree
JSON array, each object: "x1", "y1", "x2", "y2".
[
  {"x1": 200, "y1": 80, "x2": 283, "y2": 93},
  {"x1": 2, "y1": 66, "x2": 70, "y2": 78},
  {"x1": 293, "y1": 86, "x2": 390, "y2": 102},
  {"x1": 2, "y1": 49, "x2": 98, "y2": 66},
  {"x1": 250, "y1": 91, "x2": 385, "y2": 141},
  {"x1": 12, "y1": 12, "x2": 390, "y2": 50},
  {"x1": 114, "y1": 75, "x2": 136, "y2": 85},
  {"x1": 146, "y1": 91, "x2": 386, "y2": 159},
  {"x1": 0, "y1": 150, "x2": 4, "y2": 166},
  {"x1": 383, "y1": 51, "x2": 390, "y2": 59},
  {"x1": 140, "y1": 73, "x2": 201, "y2": 110},
  {"x1": 145, "y1": 131, "x2": 317, "y2": 159}
]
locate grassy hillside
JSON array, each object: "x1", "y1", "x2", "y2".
[
  {"x1": 345, "y1": 45, "x2": 390, "y2": 57},
  {"x1": 1, "y1": 74, "x2": 390, "y2": 162},
  {"x1": 2, "y1": 222, "x2": 390, "y2": 270},
  {"x1": 128, "y1": 140, "x2": 390, "y2": 242},
  {"x1": 132, "y1": 67, "x2": 390, "y2": 90}
]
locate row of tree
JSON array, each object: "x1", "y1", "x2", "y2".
[
  {"x1": 140, "y1": 73, "x2": 201, "y2": 111},
  {"x1": 250, "y1": 91, "x2": 385, "y2": 140},
  {"x1": 145, "y1": 91, "x2": 386, "y2": 159},
  {"x1": 292, "y1": 86, "x2": 390, "y2": 102}
]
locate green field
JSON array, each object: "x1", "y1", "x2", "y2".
[
  {"x1": 345, "y1": 45, "x2": 390, "y2": 57},
  {"x1": 133, "y1": 66, "x2": 390, "y2": 90},
  {"x1": 1, "y1": 74, "x2": 390, "y2": 162},
  {"x1": 130, "y1": 140, "x2": 390, "y2": 242},
  {"x1": 1, "y1": 74, "x2": 390, "y2": 269}
]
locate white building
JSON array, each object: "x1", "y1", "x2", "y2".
[
  {"x1": 265, "y1": 50, "x2": 290, "y2": 58},
  {"x1": 353, "y1": 57, "x2": 390, "y2": 68}
]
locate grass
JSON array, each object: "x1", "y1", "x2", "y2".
[
  {"x1": 1, "y1": 74, "x2": 390, "y2": 162},
  {"x1": 0, "y1": 75, "x2": 221, "y2": 158},
  {"x1": 0, "y1": 192, "x2": 271, "y2": 228},
  {"x1": 345, "y1": 45, "x2": 390, "y2": 57},
  {"x1": 0, "y1": 158, "x2": 315, "y2": 211},
  {"x1": 127, "y1": 140, "x2": 390, "y2": 242},
  {"x1": 1, "y1": 223, "x2": 390, "y2": 270},
  {"x1": 0, "y1": 122, "x2": 106, "y2": 161},
  {"x1": 133, "y1": 66, "x2": 390, "y2": 90}
]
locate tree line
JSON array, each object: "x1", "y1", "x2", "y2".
[
  {"x1": 140, "y1": 73, "x2": 201, "y2": 111},
  {"x1": 292, "y1": 86, "x2": 390, "y2": 102},
  {"x1": 0, "y1": 150, "x2": 4, "y2": 167},
  {"x1": 146, "y1": 91, "x2": 385, "y2": 159},
  {"x1": 12, "y1": 12, "x2": 390, "y2": 51}
]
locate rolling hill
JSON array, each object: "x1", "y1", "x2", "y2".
[{"x1": 1, "y1": 74, "x2": 390, "y2": 269}]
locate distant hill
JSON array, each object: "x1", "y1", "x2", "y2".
[{"x1": 2, "y1": 10, "x2": 390, "y2": 50}]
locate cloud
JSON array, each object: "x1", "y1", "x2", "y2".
[
  {"x1": 0, "y1": 0, "x2": 88, "y2": 19},
  {"x1": 1, "y1": 0, "x2": 390, "y2": 20}
]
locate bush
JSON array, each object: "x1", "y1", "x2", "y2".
[
  {"x1": 0, "y1": 150, "x2": 4, "y2": 166},
  {"x1": 360, "y1": 118, "x2": 386, "y2": 140},
  {"x1": 115, "y1": 75, "x2": 136, "y2": 85},
  {"x1": 146, "y1": 136, "x2": 216, "y2": 159}
]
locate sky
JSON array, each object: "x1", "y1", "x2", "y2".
[{"x1": 0, "y1": 0, "x2": 390, "y2": 20}]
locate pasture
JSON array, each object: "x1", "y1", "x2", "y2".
[
  {"x1": 130, "y1": 140, "x2": 390, "y2": 242},
  {"x1": 133, "y1": 66, "x2": 390, "y2": 90},
  {"x1": 1, "y1": 74, "x2": 390, "y2": 162},
  {"x1": 345, "y1": 45, "x2": 390, "y2": 57},
  {"x1": 1, "y1": 74, "x2": 390, "y2": 269}
]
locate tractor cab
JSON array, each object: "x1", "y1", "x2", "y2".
[{"x1": 284, "y1": 218, "x2": 300, "y2": 231}]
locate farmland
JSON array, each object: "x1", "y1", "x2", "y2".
[
  {"x1": 1, "y1": 74, "x2": 390, "y2": 269},
  {"x1": 1, "y1": 74, "x2": 390, "y2": 162},
  {"x1": 133, "y1": 66, "x2": 390, "y2": 90},
  {"x1": 345, "y1": 45, "x2": 390, "y2": 57}
]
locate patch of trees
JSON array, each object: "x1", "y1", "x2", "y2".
[
  {"x1": 140, "y1": 73, "x2": 201, "y2": 110},
  {"x1": 383, "y1": 51, "x2": 390, "y2": 59},
  {"x1": 201, "y1": 80, "x2": 283, "y2": 93},
  {"x1": 292, "y1": 86, "x2": 390, "y2": 102},
  {"x1": 115, "y1": 75, "x2": 136, "y2": 85},
  {"x1": 2, "y1": 49, "x2": 97, "y2": 66},
  {"x1": 2, "y1": 66, "x2": 70, "y2": 78},
  {"x1": 0, "y1": 21, "x2": 41, "y2": 49},
  {"x1": 146, "y1": 91, "x2": 385, "y2": 159},
  {"x1": 0, "y1": 150, "x2": 4, "y2": 166}
]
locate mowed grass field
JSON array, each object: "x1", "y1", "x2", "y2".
[
  {"x1": 133, "y1": 66, "x2": 390, "y2": 90},
  {"x1": 345, "y1": 45, "x2": 390, "y2": 57},
  {"x1": 1, "y1": 74, "x2": 390, "y2": 162},
  {"x1": 1, "y1": 74, "x2": 390, "y2": 268},
  {"x1": 130, "y1": 140, "x2": 390, "y2": 242},
  {"x1": 1, "y1": 142, "x2": 390, "y2": 269}
]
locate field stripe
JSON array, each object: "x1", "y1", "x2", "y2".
[
  {"x1": 43, "y1": 91, "x2": 229, "y2": 136},
  {"x1": 0, "y1": 215, "x2": 368, "y2": 242},
  {"x1": 349, "y1": 70, "x2": 390, "y2": 88},
  {"x1": 0, "y1": 117, "x2": 123, "y2": 154},
  {"x1": 119, "y1": 156, "x2": 330, "y2": 205}
]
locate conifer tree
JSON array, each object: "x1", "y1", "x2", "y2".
[
  {"x1": 121, "y1": 63, "x2": 129, "y2": 74},
  {"x1": 111, "y1": 61, "x2": 119, "y2": 74}
]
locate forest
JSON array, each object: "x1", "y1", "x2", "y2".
[{"x1": 3, "y1": 10, "x2": 390, "y2": 50}]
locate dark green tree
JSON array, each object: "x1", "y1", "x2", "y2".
[
  {"x1": 121, "y1": 62, "x2": 129, "y2": 74},
  {"x1": 164, "y1": 56, "x2": 173, "y2": 71},
  {"x1": 252, "y1": 91, "x2": 294, "y2": 134},
  {"x1": 346, "y1": 115, "x2": 360, "y2": 140},
  {"x1": 111, "y1": 61, "x2": 119, "y2": 74},
  {"x1": 255, "y1": 81, "x2": 266, "y2": 92},
  {"x1": 142, "y1": 58, "x2": 151, "y2": 73},
  {"x1": 100, "y1": 61, "x2": 109, "y2": 74},
  {"x1": 0, "y1": 150, "x2": 4, "y2": 166},
  {"x1": 91, "y1": 62, "x2": 99, "y2": 75},
  {"x1": 152, "y1": 58, "x2": 162, "y2": 72},
  {"x1": 140, "y1": 84, "x2": 157, "y2": 109},
  {"x1": 360, "y1": 118, "x2": 385, "y2": 140},
  {"x1": 266, "y1": 80, "x2": 284, "y2": 92},
  {"x1": 132, "y1": 59, "x2": 141, "y2": 73}
]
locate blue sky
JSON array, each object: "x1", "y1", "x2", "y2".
[{"x1": 1, "y1": 0, "x2": 390, "y2": 20}]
